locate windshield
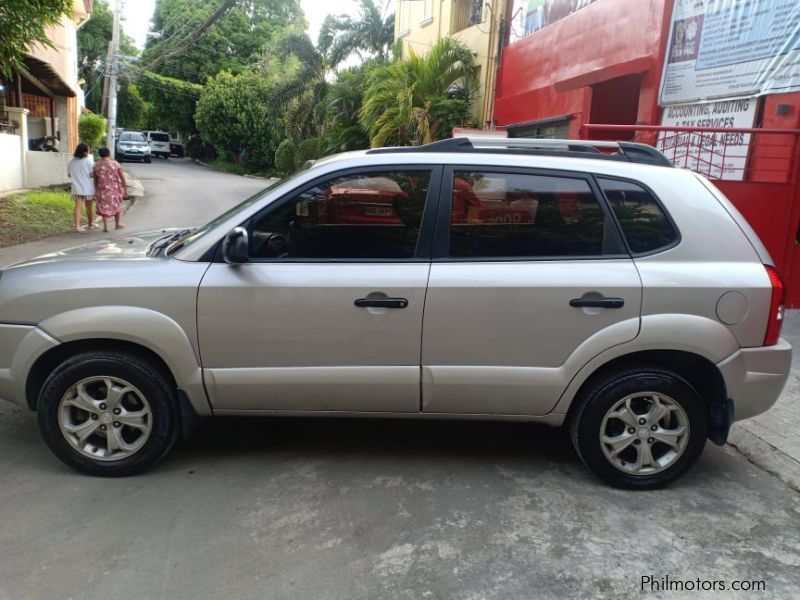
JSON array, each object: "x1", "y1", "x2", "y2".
[
  {"x1": 150, "y1": 133, "x2": 170, "y2": 142},
  {"x1": 169, "y1": 160, "x2": 317, "y2": 254},
  {"x1": 120, "y1": 132, "x2": 146, "y2": 142}
]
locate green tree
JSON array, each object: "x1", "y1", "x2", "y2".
[
  {"x1": 142, "y1": 0, "x2": 305, "y2": 85},
  {"x1": 320, "y1": 67, "x2": 370, "y2": 155},
  {"x1": 77, "y1": 0, "x2": 138, "y2": 114},
  {"x1": 195, "y1": 70, "x2": 286, "y2": 171},
  {"x1": 138, "y1": 71, "x2": 201, "y2": 134},
  {"x1": 294, "y1": 137, "x2": 320, "y2": 169},
  {"x1": 328, "y1": 0, "x2": 395, "y2": 65},
  {"x1": 0, "y1": 0, "x2": 71, "y2": 79},
  {"x1": 117, "y1": 82, "x2": 148, "y2": 130},
  {"x1": 78, "y1": 113, "x2": 106, "y2": 148},
  {"x1": 274, "y1": 139, "x2": 296, "y2": 175},
  {"x1": 274, "y1": 13, "x2": 371, "y2": 143},
  {"x1": 360, "y1": 37, "x2": 478, "y2": 147}
]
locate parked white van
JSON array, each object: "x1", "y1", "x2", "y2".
[{"x1": 144, "y1": 131, "x2": 171, "y2": 159}]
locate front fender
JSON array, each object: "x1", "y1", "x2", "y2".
[
  {"x1": 550, "y1": 313, "x2": 740, "y2": 416},
  {"x1": 34, "y1": 306, "x2": 210, "y2": 415}
]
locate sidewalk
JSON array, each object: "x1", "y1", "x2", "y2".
[{"x1": 0, "y1": 175, "x2": 144, "y2": 268}]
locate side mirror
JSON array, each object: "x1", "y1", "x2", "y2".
[{"x1": 222, "y1": 226, "x2": 250, "y2": 264}]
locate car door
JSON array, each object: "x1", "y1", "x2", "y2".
[
  {"x1": 197, "y1": 165, "x2": 441, "y2": 413},
  {"x1": 421, "y1": 166, "x2": 642, "y2": 416}
]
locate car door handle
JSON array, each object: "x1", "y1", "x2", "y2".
[
  {"x1": 569, "y1": 297, "x2": 625, "y2": 309},
  {"x1": 355, "y1": 297, "x2": 409, "y2": 309}
]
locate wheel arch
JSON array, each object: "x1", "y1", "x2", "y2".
[
  {"x1": 561, "y1": 349, "x2": 729, "y2": 443},
  {"x1": 26, "y1": 306, "x2": 211, "y2": 415},
  {"x1": 26, "y1": 338, "x2": 176, "y2": 411}
]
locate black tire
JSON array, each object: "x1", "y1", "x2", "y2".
[
  {"x1": 569, "y1": 367, "x2": 707, "y2": 490},
  {"x1": 37, "y1": 351, "x2": 179, "y2": 476},
  {"x1": 144, "y1": 156, "x2": 152, "y2": 164}
]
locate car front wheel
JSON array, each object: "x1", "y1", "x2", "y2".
[
  {"x1": 569, "y1": 368, "x2": 707, "y2": 490},
  {"x1": 37, "y1": 351, "x2": 178, "y2": 476}
]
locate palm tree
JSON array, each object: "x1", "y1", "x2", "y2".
[
  {"x1": 329, "y1": 0, "x2": 395, "y2": 65},
  {"x1": 360, "y1": 37, "x2": 478, "y2": 147},
  {"x1": 320, "y1": 67, "x2": 371, "y2": 153}
]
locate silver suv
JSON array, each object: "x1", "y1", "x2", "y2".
[{"x1": 0, "y1": 138, "x2": 791, "y2": 488}]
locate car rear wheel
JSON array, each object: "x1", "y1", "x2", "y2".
[
  {"x1": 569, "y1": 368, "x2": 707, "y2": 490},
  {"x1": 37, "y1": 351, "x2": 178, "y2": 476}
]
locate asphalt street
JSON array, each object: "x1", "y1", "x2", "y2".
[{"x1": 1, "y1": 159, "x2": 799, "y2": 599}]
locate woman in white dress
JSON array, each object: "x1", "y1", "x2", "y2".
[{"x1": 67, "y1": 143, "x2": 96, "y2": 232}]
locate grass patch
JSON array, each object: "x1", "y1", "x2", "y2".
[
  {"x1": 0, "y1": 189, "x2": 74, "y2": 248},
  {"x1": 208, "y1": 158, "x2": 271, "y2": 178}
]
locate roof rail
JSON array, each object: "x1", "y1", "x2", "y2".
[{"x1": 366, "y1": 136, "x2": 674, "y2": 168}]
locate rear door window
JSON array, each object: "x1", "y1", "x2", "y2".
[
  {"x1": 598, "y1": 178, "x2": 679, "y2": 254},
  {"x1": 446, "y1": 170, "x2": 616, "y2": 258}
]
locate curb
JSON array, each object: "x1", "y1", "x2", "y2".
[
  {"x1": 194, "y1": 158, "x2": 274, "y2": 181},
  {"x1": 728, "y1": 426, "x2": 800, "y2": 493}
]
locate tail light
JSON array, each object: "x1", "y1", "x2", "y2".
[{"x1": 764, "y1": 265, "x2": 785, "y2": 346}]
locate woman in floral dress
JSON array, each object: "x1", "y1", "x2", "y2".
[{"x1": 93, "y1": 147, "x2": 127, "y2": 231}]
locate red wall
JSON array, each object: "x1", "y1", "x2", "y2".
[{"x1": 494, "y1": 0, "x2": 671, "y2": 134}]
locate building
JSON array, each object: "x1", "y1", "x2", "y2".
[
  {"x1": 0, "y1": 0, "x2": 93, "y2": 191},
  {"x1": 394, "y1": 0, "x2": 507, "y2": 127},
  {"x1": 493, "y1": 0, "x2": 800, "y2": 306},
  {"x1": 494, "y1": 0, "x2": 667, "y2": 139}
]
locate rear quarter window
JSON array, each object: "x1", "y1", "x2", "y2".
[{"x1": 599, "y1": 178, "x2": 679, "y2": 254}]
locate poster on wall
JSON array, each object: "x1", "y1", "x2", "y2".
[
  {"x1": 656, "y1": 96, "x2": 758, "y2": 180},
  {"x1": 660, "y1": 0, "x2": 800, "y2": 105},
  {"x1": 508, "y1": 0, "x2": 600, "y2": 44}
]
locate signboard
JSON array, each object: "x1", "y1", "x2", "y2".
[
  {"x1": 660, "y1": 0, "x2": 800, "y2": 105},
  {"x1": 509, "y1": 0, "x2": 600, "y2": 44},
  {"x1": 656, "y1": 96, "x2": 758, "y2": 180}
]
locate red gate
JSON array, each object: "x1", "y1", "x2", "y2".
[{"x1": 582, "y1": 124, "x2": 800, "y2": 307}]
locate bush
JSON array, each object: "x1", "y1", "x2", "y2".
[
  {"x1": 274, "y1": 139, "x2": 296, "y2": 175},
  {"x1": 195, "y1": 70, "x2": 286, "y2": 173},
  {"x1": 295, "y1": 137, "x2": 320, "y2": 169},
  {"x1": 78, "y1": 113, "x2": 106, "y2": 149}
]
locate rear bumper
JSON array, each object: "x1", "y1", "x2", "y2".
[{"x1": 717, "y1": 338, "x2": 792, "y2": 421}]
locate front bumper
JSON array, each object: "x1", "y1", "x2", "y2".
[
  {"x1": 717, "y1": 338, "x2": 792, "y2": 421},
  {"x1": 0, "y1": 324, "x2": 59, "y2": 407}
]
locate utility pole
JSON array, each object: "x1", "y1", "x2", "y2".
[{"x1": 105, "y1": 0, "x2": 122, "y2": 157}]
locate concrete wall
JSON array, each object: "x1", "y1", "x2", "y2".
[
  {"x1": 26, "y1": 152, "x2": 71, "y2": 188},
  {"x1": 0, "y1": 135, "x2": 24, "y2": 191}
]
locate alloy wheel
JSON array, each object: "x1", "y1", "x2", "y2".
[
  {"x1": 57, "y1": 376, "x2": 153, "y2": 461},
  {"x1": 599, "y1": 392, "x2": 690, "y2": 476}
]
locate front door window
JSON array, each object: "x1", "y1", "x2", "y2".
[{"x1": 249, "y1": 170, "x2": 432, "y2": 259}]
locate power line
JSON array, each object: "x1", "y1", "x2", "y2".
[{"x1": 138, "y1": 0, "x2": 237, "y2": 76}]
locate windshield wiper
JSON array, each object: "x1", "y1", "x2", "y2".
[{"x1": 148, "y1": 229, "x2": 193, "y2": 256}]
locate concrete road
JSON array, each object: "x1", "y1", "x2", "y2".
[
  {"x1": 1, "y1": 159, "x2": 800, "y2": 599},
  {"x1": 121, "y1": 157, "x2": 269, "y2": 231},
  {"x1": 2, "y1": 407, "x2": 800, "y2": 599}
]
